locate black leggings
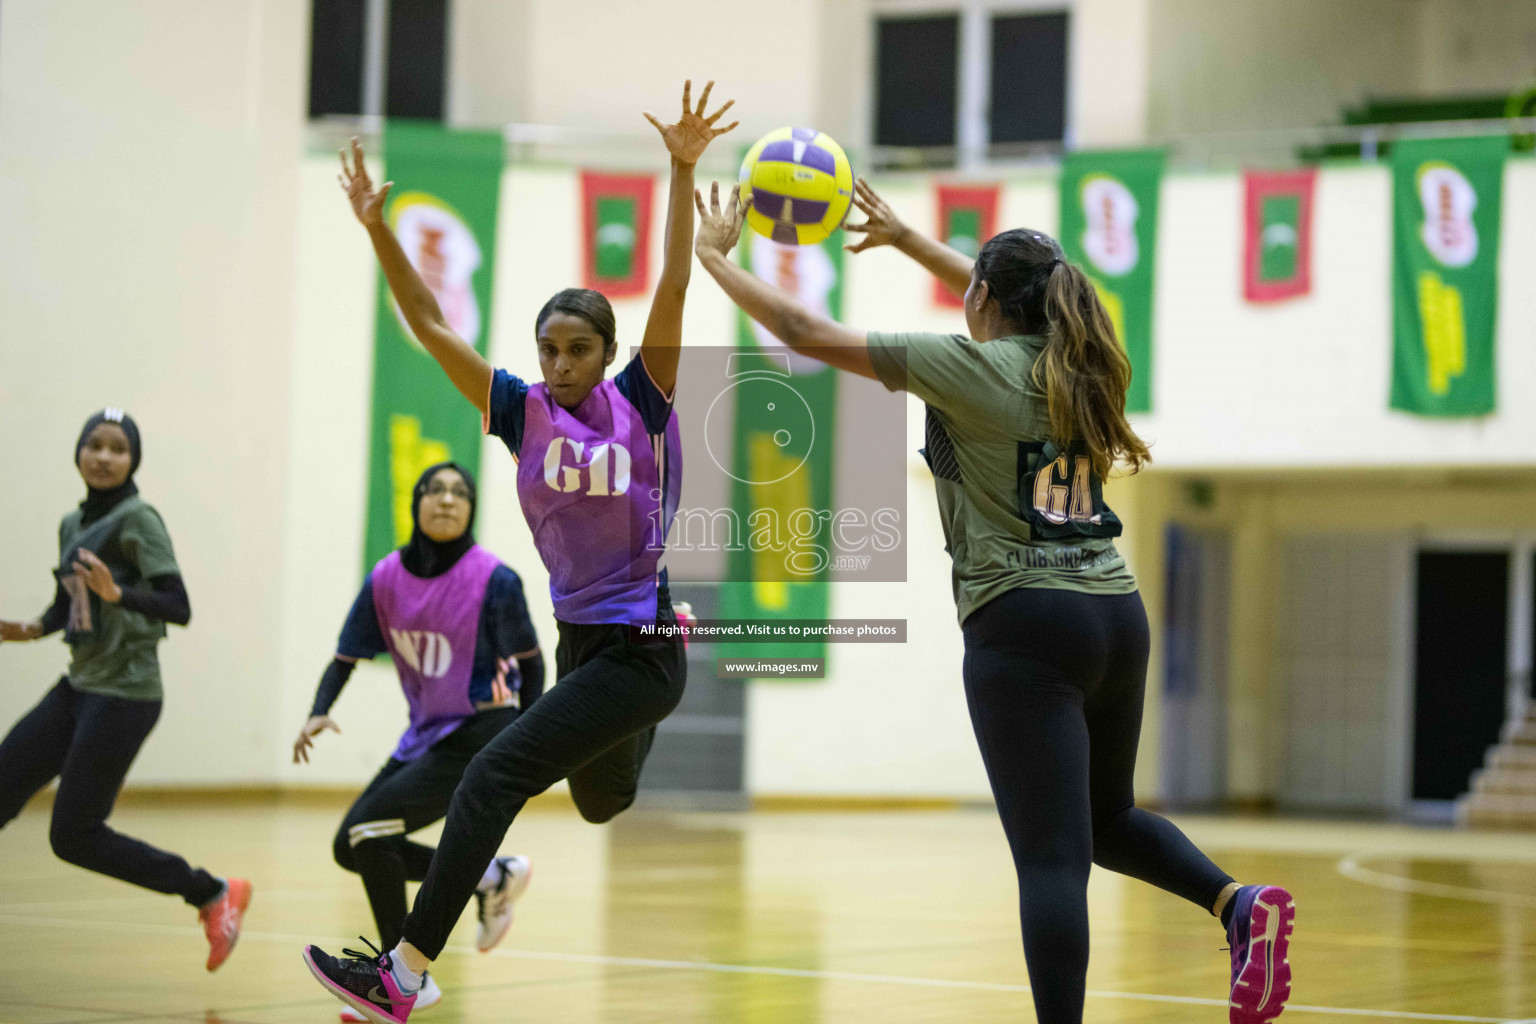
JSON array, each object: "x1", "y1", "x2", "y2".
[
  {"x1": 401, "y1": 619, "x2": 686, "y2": 959},
  {"x1": 334, "y1": 706, "x2": 520, "y2": 948},
  {"x1": 0, "y1": 677, "x2": 222, "y2": 907},
  {"x1": 962, "y1": 588, "x2": 1233, "y2": 1024}
]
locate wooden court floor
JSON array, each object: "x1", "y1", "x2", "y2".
[{"x1": 3, "y1": 798, "x2": 1536, "y2": 1024}]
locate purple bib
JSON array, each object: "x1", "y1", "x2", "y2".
[
  {"x1": 518, "y1": 379, "x2": 681, "y2": 624},
  {"x1": 371, "y1": 544, "x2": 501, "y2": 761}
]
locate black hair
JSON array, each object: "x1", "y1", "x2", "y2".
[
  {"x1": 535, "y1": 288, "x2": 617, "y2": 350},
  {"x1": 973, "y1": 229, "x2": 1065, "y2": 335}
]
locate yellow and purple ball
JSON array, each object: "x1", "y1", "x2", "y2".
[{"x1": 738, "y1": 126, "x2": 854, "y2": 246}]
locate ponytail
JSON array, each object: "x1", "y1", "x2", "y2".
[
  {"x1": 1032, "y1": 261, "x2": 1150, "y2": 478},
  {"x1": 974, "y1": 229, "x2": 1150, "y2": 478}
]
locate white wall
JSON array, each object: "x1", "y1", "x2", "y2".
[
  {"x1": 1145, "y1": 0, "x2": 1536, "y2": 139},
  {"x1": 1146, "y1": 0, "x2": 1419, "y2": 137},
  {"x1": 1415, "y1": 0, "x2": 1536, "y2": 97},
  {"x1": 1069, "y1": 0, "x2": 1152, "y2": 146},
  {"x1": 1138, "y1": 160, "x2": 1536, "y2": 469},
  {"x1": 449, "y1": 0, "x2": 823, "y2": 146},
  {"x1": 0, "y1": 0, "x2": 307, "y2": 784}
]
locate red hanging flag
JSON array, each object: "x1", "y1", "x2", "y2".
[
  {"x1": 1243, "y1": 169, "x2": 1316, "y2": 303},
  {"x1": 932, "y1": 184, "x2": 1000, "y2": 308},
  {"x1": 580, "y1": 172, "x2": 655, "y2": 298}
]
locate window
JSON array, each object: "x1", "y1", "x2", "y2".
[
  {"x1": 989, "y1": 11, "x2": 1068, "y2": 146},
  {"x1": 384, "y1": 0, "x2": 448, "y2": 120},
  {"x1": 874, "y1": 15, "x2": 960, "y2": 149},
  {"x1": 871, "y1": 3, "x2": 1069, "y2": 166},
  {"x1": 307, "y1": 0, "x2": 448, "y2": 121},
  {"x1": 309, "y1": 0, "x2": 366, "y2": 118}
]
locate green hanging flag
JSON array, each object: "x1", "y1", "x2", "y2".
[
  {"x1": 717, "y1": 232, "x2": 843, "y2": 667},
  {"x1": 1390, "y1": 135, "x2": 1506, "y2": 417},
  {"x1": 1058, "y1": 150, "x2": 1164, "y2": 413},
  {"x1": 363, "y1": 122, "x2": 504, "y2": 572}
]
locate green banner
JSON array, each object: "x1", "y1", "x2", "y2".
[
  {"x1": 1058, "y1": 149, "x2": 1163, "y2": 413},
  {"x1": 1390, "y1": 135, "x2": 1506, "y2": 417},
  {"x1": 363, "y1": 122, "x2": 504, "y2": 571},
  {"x1": 718, "y1": 233, "x2": 843, "y2": 666}
]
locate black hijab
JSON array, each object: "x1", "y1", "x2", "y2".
[
  {"x1": 400, "y1": 461, "x2": 478, "y2": 578},
  {"x1": 76, "y1": 408, "x2": 142, "y2": 527}
]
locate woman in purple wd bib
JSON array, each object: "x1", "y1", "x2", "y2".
[
  {"x1": 293, "y1": 462, "x2": 544, "y2": 1021},
  {"x1": 302, "y1": 80, "x2": 736, "y2": 1023}
]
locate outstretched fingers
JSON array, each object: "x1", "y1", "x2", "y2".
[
  {"x1": 705, "y1": 97, "x2": 735, "y2": 125},
  {"x1": 695, "y1": 80, "x2": 713, "y2": 116}
]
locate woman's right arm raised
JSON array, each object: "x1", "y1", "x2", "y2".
[
  {"x1": 340, "y1": 138, "x2": 492, "y2": 415},
  {"x1": 844, "y1": 177, "x2": 974, "y2": 300}
]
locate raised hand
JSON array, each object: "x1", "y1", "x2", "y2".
[
  {"x1": 71, "y1": 549, "x2": 121, "y2": 603},
  {"x1": 293, "y1": 715, "x2": 341, "y2": 764},
  {"x1": 693, "y1": 181, "x2": 747, "y2": 259},
  {"x1": 338, "y1": 138, "x2": 393, "y2": 227},
  {"x1": 644, "y1": 79, "x2": 739, "y2": 166},
  {"x1": 843, "y1": 177, "x2": 909, "y2": 253}
]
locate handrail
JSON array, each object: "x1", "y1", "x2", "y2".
[{"x1": 307, "y1": 115, "x2": 1536, "y2": 173}]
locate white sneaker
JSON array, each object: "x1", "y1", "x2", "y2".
[
  {"x1": 475, "y1": 854, "x2": 532, "y2": 952},
  {"x1": 338, "y1": 970, "x2": 441, "y2": 1020}
]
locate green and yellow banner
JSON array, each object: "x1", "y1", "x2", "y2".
[
  {"x1": 718, "y1": 232, "x2": 843, "y2": 666},
  {"x1": 1390, "y1": 135, "x2": 1505, "y2": 417},
  {"x1": 1058, "y1": 149, "x2": 1163, "y2": 414},
  {"x1": 363, "y1": 122, "x2": 504, "y2": 571}
]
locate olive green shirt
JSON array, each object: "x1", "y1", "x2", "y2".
[
  {"x1": 58, "y1": 498, "x2": 180, "y2": 700},
  {"x1": 868, "y1": 331, "x2": 1137, "y2": 625}
]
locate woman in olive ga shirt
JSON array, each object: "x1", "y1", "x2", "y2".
[
  {"x1": 0, "y1": 409, "x2": 251, "y2": 973},
  {"x1": 692, "y1": 180, "x2": 1295, "y2": 1024}
]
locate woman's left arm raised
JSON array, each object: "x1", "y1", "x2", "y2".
[{"x1": 637, "y1": 80, "x2": 739, "y2": 396}]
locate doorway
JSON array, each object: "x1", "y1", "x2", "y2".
[{"x1": 1412, "y1": 551, "x2": 1509, "y2": 801}]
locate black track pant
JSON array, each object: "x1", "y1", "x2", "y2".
[
  {"x1": 401, "y1": 619, "x2": 686, "y2": 958},
  {"x1": 334, "y1": 706, "x2": 520, "y2": 948},
  {"x1": 962, "y1": 588, "x2": 1234, "y2": 1024},
  {"x1": 0, "y1": 677, "x2": 222, "y2": 907}
]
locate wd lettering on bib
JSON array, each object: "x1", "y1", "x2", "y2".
[
  {"x1": 387, "y1": 628, "x2": 454, "y2": 678},
  {"x1": 370, "y1": 545, "x2": 501, "y2": 760}
]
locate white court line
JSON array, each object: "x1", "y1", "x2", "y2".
[
  {"x1": 0, "y1": 911, "x2": 1521, "y2": 1024},
  {"x1": 1337, "y1": 853, "x2": 1536, "y2": 909}
]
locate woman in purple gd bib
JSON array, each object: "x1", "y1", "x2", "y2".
[
  {"x1": 303, "y1": 81, "x2": 736, "y2": 1021},
  {"x1": 294, "y1": 463, "x2": 544, "y2": 1019}
]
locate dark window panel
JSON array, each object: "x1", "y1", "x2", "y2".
[
  {"x1": 309, "y1": 0, "x2": 366, "y2": 118},
  {"x1": 386, "y1": 0, "x2": 448, "y2": 120},
  {"x1": 990, "y1": 12, "x2": 1068, "y2": 144},
  {"x1": 875, "y1": 15, "x2": 959, "y2": 148}
]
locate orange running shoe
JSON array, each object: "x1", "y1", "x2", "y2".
[{"x1": 199, "y1": 878, "x2": 252, "y2": 972}]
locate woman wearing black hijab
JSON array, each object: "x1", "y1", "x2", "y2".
[
  {"x1": 293, "y1": 462, "x2": 545, "y2": 1018},
  {"x1": 0, "y1": 408, "x2": 252, "y2": 972}
]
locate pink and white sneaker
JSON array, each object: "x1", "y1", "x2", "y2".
[
  {"x1": 1227, "y1": 885, "x2": 1295, "y2": 1024},
  {"x1": 303, "y1": 939, "x2": 418, "y2": 1024}
]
